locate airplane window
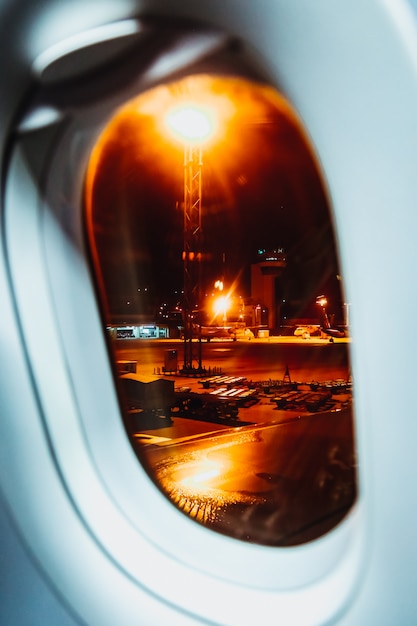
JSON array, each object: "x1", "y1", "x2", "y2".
[{"x1": 84, "y1": 74, "x2": 357, "y2": 547}]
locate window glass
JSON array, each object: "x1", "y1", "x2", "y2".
[{"x1": 85, "y1": 74, "x2": 356, "y2": 546}]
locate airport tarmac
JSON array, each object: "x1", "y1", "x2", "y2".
[
  {"x1": 131, "y1": 372, "x2": 353, "y2": 442},
  {"x1": 116, "y1": 335, "x2": 353, "y2": 441}
]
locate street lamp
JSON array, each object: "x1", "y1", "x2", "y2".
[
  {"x1": 165, "y1": 104, "x2": 217, "y2": 374},
  {"x1": 213, "y1": 295, "x2": 231, "y2": 326},
  {"x1": 213, "y1": 279, "x2": 231, "y2": 327},
  {"x1": 165, "y1": 105, "x2": 216, "y2": 144}
]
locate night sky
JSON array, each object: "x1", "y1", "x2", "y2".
[{"x1": 85, "y1": 75, "x2": 343, "y2": 322}]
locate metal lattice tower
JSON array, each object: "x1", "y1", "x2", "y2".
[{"x1": 182, "y1": 143, "x2": 203, "y2": 373}]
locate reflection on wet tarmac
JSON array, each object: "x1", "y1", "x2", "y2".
[{"x1": 141, "y1": 409, "x2": 356, "y2": 546}]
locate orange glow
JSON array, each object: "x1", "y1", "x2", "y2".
[
  {"x1": 142, "y1": 75, "x2": 236, "y2": 148},
  {"x1": 165, "y1": 104, "x2": 216, "y2": 144},
  {"x1": 84, "y1": 74, "x2": 308, "y2": 326},
  {"x1": 84, "y1": 74, "x2": 307, "y2": 212},
  {"x1": 213, "y1": 294, "x2": 231, "y2": 317},
  {"x1": 83, "y1": 71, "x2": 356, "y2": 548}
]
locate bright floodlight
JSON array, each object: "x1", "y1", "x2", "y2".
[
  {"x1": 165, "y1": 105, "x2": 215, "y2": 143},
  {"x1": 213, "y1": 295, "x2": 230, "y2": 317},
  {"x1": 316, "y1": 296, "x2": 328, "y2": 308}
]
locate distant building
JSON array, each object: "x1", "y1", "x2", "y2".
[
  {"x1": 106, "y1": 315, "x2": 172, "y2": 339},
  {"x1": 248, "y1": 248, "x2": 286, "y2": 332}
]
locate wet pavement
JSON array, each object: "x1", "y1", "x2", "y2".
[{"x1": 118, "y1": 336, "x2": 356, "y2": 546}]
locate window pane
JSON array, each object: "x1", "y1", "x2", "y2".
[{"x1": 85, "y1": 74, "x2": 357, "y2": 546}]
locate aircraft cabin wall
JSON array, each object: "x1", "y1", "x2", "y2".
[{"x1": 1, "y1": 1, "x2": 417, "y2": 625}]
